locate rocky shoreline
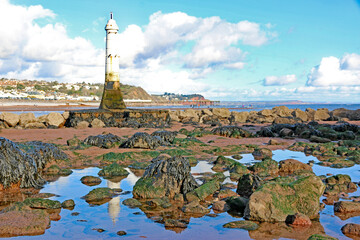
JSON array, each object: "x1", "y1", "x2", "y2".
[{"x1": 0, "y1": 106, "x2": 359, "y2": 239}]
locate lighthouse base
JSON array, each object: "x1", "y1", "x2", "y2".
[
  {"x1": 65, "y1": 108, "x2": 170, "y2": 128},
  {"x1": 99, "y1": 88, "x2": 126, "y2": 110}
]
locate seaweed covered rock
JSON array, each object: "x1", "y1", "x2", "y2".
[
  {"x1": 0, "y1": 137, "x2": 45, "y2": 189},
  {"x1": 133, "y1": 156, "x2": 198, "y2": 199},
  {"x1": 121, "y1": 132, "x2": 162, "y2": 149},
  {"x1": 185, "y1": 179, "x2": 221, "y2": 202},
  {"x1": 22, "y1": 141, "x2": 68, "y2": 170},
  {"x1": 83, "y1": 133, "x2": 124, "y2": 149},
  {"x1": 98, "y1": 163, "x2": 129, "y2": 178},
  {"x1": 324, "y1": 174, "x2": 357, "y2": 196},
  {"x1": 245, "y1": 175, "x2": 325, "y2": 222},
  {"x1": 122, "y1": 198, "x2": 142, "y2": 208},
  {"x1": 61, "y1": 199, "x2": 75, "y2": 208},
  {"x1": 0, "y1": 202, "x2": 50, "y2": 237},
  {"x1": 150, "y1": 130, "x2": 177, "y2": 144},
  {"x1": 211, "y1": 126, "x2": 252, "y2": 138},
  {"x1": 307, "y1": 234, "x2": 338, "y2": 240}
]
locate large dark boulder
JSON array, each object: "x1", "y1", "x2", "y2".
[
  {"x1": 133, "y1": 156, "x2": 198, "y2": 199},
  {"x1": 121, "y1": 132, "x2": 162, "y2": 149},
  {"x1": 0, "y1": 138, "x2": 45, "y2": 189},
  {"x1": 150, "y1": 130, "x2": 177, "y2": 145}
]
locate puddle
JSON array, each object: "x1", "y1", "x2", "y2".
[{"x1": 5, "y1": 150, "x2": 360, "y2": 239}]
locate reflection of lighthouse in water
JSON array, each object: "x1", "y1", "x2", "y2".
[{"x1": 107, "y1": 180, "x2": 121, "y2": 224}]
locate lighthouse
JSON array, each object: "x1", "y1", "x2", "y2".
[{"x1": 99, "y1": 12, "x2": 126, "y2": 110}]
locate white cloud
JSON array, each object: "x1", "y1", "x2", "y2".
[
  {"x1": 263, "y1": 74, "x2": 297, "y2": 86},
  {"x1": 307, "y1": 54, "x2": 360, "y2": 86}
]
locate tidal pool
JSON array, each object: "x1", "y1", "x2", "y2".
[{"x1": 6, "y1": 150, "x2": 360, "y2": 240}]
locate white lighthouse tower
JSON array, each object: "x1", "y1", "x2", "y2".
[{"x1": 99, "y1": 12, "x2": 126, "y2": 110}]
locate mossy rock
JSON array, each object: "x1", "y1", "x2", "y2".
[
  {"x1": 232, "y1": 154, "x2": 243, "y2": 160},
  {"x1": 186, "y1": 179, "x2": 220, "y2": 202},
  {"x1": 98, "y1": 163, "x2": 129, "y2": 177},
  {"x1": 229, "y1": 162, "x2": 249, "y2": 180},
  {"x1": 80, "y1": 176, "x2": 102, "y2": 186},
  {"x1": 61, "y1": 199, "x2": 75, "y2": 208},
  {"x1": 186, "y1": 156, "x2": 199, "y2": 167},
  {"x1": 326, "y1": 174, "x2": 352, "y2": 185},
  {"x1": 223, "y1": 220, "x2": 259, "y2": 230},
  {"x1": 83, "y1": 187, "x2": 116, "y2": 202},
  {"x1": 146, "y1": 197, "x2": 172, "y2": 209},
  {"x1": 122, "y1": 198, "x2": 142, "y2": 208},
  {"x1": 23, "y1": 198, "x2": 61, "y2": 209},
  {"x1": 319, "y1": 158, "x2": 355, "y2": 168},
  {"x1": 161, "y1": 148, "x2": 193, "y2": 156},
  {"x1": 133, "y1": 178, "x2": 166, "y2": 199},
  {"x1": 307, "y1": 234, "x2": 338, "y2": 240},
  {"x1": 212, "y1": 155, "x2": 240, "y2": 172},
  {"x1": 252, "y1": 148, "x2": 273, "y2": 160},
  {"x1": 249, "y1": 159, "x2": 279, "y2": 177},
  {"x1": 245, "y1": 175, "x2": 325, "y2": 222},
  {"x1": 44, "y1": 165, "x2": 72, "y2": 176}
]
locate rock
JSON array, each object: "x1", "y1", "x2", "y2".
[
  {"x1": 225, "y1": 196, "x2": 249, "y2": 213},
  {"x1": 62, "y1": 111, "x2": 70, "y2": 120},
  {"x1": 211, "y1": 126, "x2": 252, "y2": 138},
  {"x1": 80, "y1": 176, "x2": 102, "y2": 186},
  {"x1": 169, "y1": 111, "x2": 180, "y2": 122},
  {"x1": 164, "y1": 219, "x2": 187, "y2": 228},
  {"x1": 23, "y1": 198, "x2": 61, "y2": 209},
  {"x1": 43, "y1": 165, "x2": 72, "y2": 176},
  {"x1": 279, "y1": 159, "x2": 313, "y2": 175},
  {"x1": 237, "y1": 174, "x2": 262, "y2": 198},
  {"x1": 252, "y1": 148, "x2": 272, "y2": 160},
  {"x1": 75, "y1": 121, "x2": 89, "y2": 129},
  {"x1": 268, "y1": 139, "x2": 282, "y2": 145},
  {"x1": 272, "y1": 106, "x2": 292, "y2": 117},
  {"x1": 212, "y1": 200, "x2": 230, "y2": 212},
  {"x1": 314, "y1": 109, "x2": 330, "y2": 121},
  {"x1": 90, "y1": 118, "x2": 105, "y2": 128},
  {"x1": 121, "y1": 132, "x2": 162, "y2": 149},
  {"x1": 61, "y1": 199, "x2": 75, "y2": 208},
  {"x1": 307, "y1": 234, "x2": 338, "y2": 240},
  {"x1": 67, "y1": 136, "x2": 82, "y2": 147},
  {"x1": 185, "y1": 179, "x2": 220, "y2": 202},
  {"x1": 182, "y1": 201, "x2": 210, "y2": 214},
  {"x1": 45, "y1": 112, "x2": 65, "y2": 127},
  {"x1": 133, "y1": 156, "x2": 198, "y2": 199},
  {"x1": 117, "y1": 231, "x2": 127, "y2": 236},
  {"x1": 0, "y1": 202, "x2": 50, "y2": 237},
  {"x1": 84, "y1": 133, "x2": 123, "y2": 148},
  {"x1": 341, "y1": 223, "x2": 360, "y2": 237},
  {"x1": 245, "y1": 175, "x2": 325, "y2": 222},
  {"x1": 217, "y1": 189, "x2": 237, "y2": 199},
  {"x1": 24, "y1": 122, "x2": 46, "y2": 129},
  {"x1": 19, "y1": 113, "x2": 36, "y2": 126},
  {"x1": 212, "y1": 108, "x2": 231, "y2": 118},
  {"x1": 223, "y1": 220, "x2": 259, "y2": 230},
  {"x1": 83, "y1": 187, "x2": 116, "y2": 203},
  {"x1": 0, "y1": 137, "x2": 45, "y2": 189},
  {"x1": 150, "y1": 130, "x2": 177, "y2": 144},
  {"x1": 279, "y1": 128, "x2": 293, "y2": 137},
  {"x1": 334, "y1": 201, "x2": 360, "y2": 213},
  {"x1": 98, "y1": 163, "x2": 129, "y2": 178},
  {"x1": 0, "y1": 112, "x2": 19, "y2": 127},
  {"x1": 310, "y1": 135, "x2": 331, "y2": 143},
  {"x1": 123, "y1": 198, "x2": 142, "y2": 208},
  {"x1": 273, "y1": 117, "x2": 297, "y2": 124},
  {"x1": 285, "y1": 213, "x2": 312, "y2": 226},
  {"x1": 231, "y1": 111, "x2": 249, "y2": 123},
  {"x1": 258, "y1": 127, "x2": 276, "y2": 137},
  {"x1": 292, "y1": 109, "x2": 308, "y2": 122}
]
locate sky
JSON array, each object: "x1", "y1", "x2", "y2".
[{"x1": 0, "y1": 0, "x2": 360, "y2": 102}]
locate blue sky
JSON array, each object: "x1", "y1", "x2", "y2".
[{"x1": 0, "y1": 0, "x2": 360, "y2": 102}]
